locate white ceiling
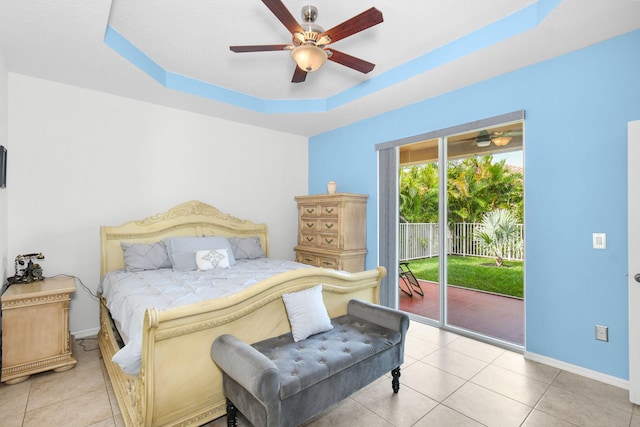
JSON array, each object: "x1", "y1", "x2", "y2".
[{"x1": 1, "y1": 0, "x2": 639, "y2": 137}]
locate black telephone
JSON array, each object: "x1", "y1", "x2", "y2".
[{"x1": 7, "y1": 253, "x2": 45, "y2": 285}]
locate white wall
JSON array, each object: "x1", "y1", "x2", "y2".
[
  {"x1": 7, "y1": 74, "x2": 308, "y2": 336},
  {"x1": 0, "y1": 54, "x2": 7, "y2": 283}
]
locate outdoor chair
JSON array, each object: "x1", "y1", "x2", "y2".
[{"x1": 399, "y1": 262, "x2": 424, "y2": 297}]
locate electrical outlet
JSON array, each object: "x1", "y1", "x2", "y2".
[{"x1": 595, "y1": 325, "x2": 608, "y2": 342}]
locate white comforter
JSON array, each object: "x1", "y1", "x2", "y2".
[{"x1": 101, "y1": 258, "x2": 309, "y2": 375}]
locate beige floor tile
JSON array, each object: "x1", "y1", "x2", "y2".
[
  {"x1": 23, "y1": 387, "x2": 113, "y2": 427},
  {"x1": 352, "y1": 376, "x2": 438, "y2": 425},
  {"x1": 414, "y1": 404, "x2": 484, "y2": 426},
  {"x1": 404, "y1": 334, "x2": 441, "y2": 360},
  {"x1": 551, "y1": 370, "x2": 632, "y2": 413},
  {"x1": 422, "y1": 347, "x2": 489, "y2": 380},
  {"x1": 0, "y1": 413, "x2": 24, "y2": 427},
  {"x1": 26, "y1": 356, "x2": 108, "y2": 411},
  {"x1": 443, "y1": 382, "x2": 532, "y2": 427},
  {"x1": 105, "y1": 377, "x2": 121, "y2": 417},
  {"x1": 304, "y1": 397, "x2": 392, "y2": 427},
  {"x1": 493, "y1": 351, "x2": 560, "y2": 384},
  {"x1": 471, "y1": 364, "x2": 549, "y2": 406},
  {"x1": 445, "y1": 335, "x2": 506, "y2": 363},
  {"x1": 631, "y1": 405, "x2": 640, "y2": 427},
  {"x1": 87, "y1": 418, "x2": 116, "y2": 427},
  {"x1": 0, "y1": 379, "x2": 30, "y2": 424},
  {"x1": 408, "y1": 321, "x2": 461, "y2": 346},
  {"x1": 521, "y1": 409, "x2": 580, "y2": 426},
  {"x1": 113, "y1": 413, "x2": 126, "y2": 427},
  {"x1": 400, "y1": 360, "x2": 466, "y2": 402},
  {"x1": 536, "y1": 385, "x2": 631, "y2": 427}
]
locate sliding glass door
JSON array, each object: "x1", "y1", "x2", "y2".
[{"x1": 396, "y1": 122, "x2": 524, "y2": 347}]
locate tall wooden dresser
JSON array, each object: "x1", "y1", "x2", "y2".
[{"x1": 294, "y1": 193, "x2": 368, "y2": 272}]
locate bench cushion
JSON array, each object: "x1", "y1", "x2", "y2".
[{"x1": 251, "y1": 313, "x2": 401, "y2": 400}]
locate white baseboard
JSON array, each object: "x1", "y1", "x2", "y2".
[
  {"x1": 524, "y1": 350, "x2": 629, "y2": 390},
  {"x1": 72, "y1": 327, "x2": 100, "y2": 339}
]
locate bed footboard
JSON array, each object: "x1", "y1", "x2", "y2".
[{"x1": 98, "y1": 266, "x2": 386, "y2": 427}]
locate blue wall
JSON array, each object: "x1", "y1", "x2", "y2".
[{"x1": 309, "y1": 30, "x2": 640, "y2": 380}]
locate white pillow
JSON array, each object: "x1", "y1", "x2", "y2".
[
  {"x1": 195, "y1": 248, "x2": 231, "y2": 270},
  {"x1": 282, "y1": 285, "x2": 333, "y2": 342}
]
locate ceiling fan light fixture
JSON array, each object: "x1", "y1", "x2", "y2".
[
  {"x1": 491, "y1": 136, "x2": 512, "y2": 146},
  {"x1": 476, "y1": 139, "x2": 491, "y2": 148},
  {"x1": 291, "y1": 44, "x2": 327, "y2": 72}
]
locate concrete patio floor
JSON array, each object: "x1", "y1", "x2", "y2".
[{"x1": 399, "y1": 279, "x2": 524, "y2": 346}]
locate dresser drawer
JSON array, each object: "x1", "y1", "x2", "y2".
[
  {"x1": 300, "y1": 219, "x2": 319, "y2": 232},
  {"x1": 319, "y1": 219, "x2": 338, "y2": 233},
  {"x1": 318, "y1": 203, "x2": 339, "y2": 217},
  {"x1": 300, "y1": 233, "x2": 317, "y2": 246},
  {"x1": 318, "y1": 233, "x2": 339, "y2": 249},
  {"x1": 300, "y1": 203, "x2": 319, "y2": 218},
  {"x1": 295, "y1": 251, "x2": 318, "y2": 266},
  {"x1": 317, "y1": 256, "x2": 339, "y2": 269}
]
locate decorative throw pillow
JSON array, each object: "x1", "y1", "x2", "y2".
[
  {"x1": 229, "y1": 236, "x2": 265, "y2": 260},
  {"x1": 282, "y1": 285, "x2": 333, "y2": 342},
  {"x1": 195, "y1": 249, "x2": 231, "y2": 270},
  {"x1": 121, "y1": 242, "x2": 172, "y2": 272},
  {"x1": 164, "y1": 236, "x2": 236, "y2": 271}
]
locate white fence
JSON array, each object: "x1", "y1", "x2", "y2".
[{"x1": 399, "y1": 222, "x2": 524, "y2": 261}]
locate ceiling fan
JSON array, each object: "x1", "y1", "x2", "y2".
[
  {"x1": 229, "y1": 0, "x2": 383, "y2": 83},
  {"x1": 470, "y1": 130, "x2": 523, "y2": 147}
]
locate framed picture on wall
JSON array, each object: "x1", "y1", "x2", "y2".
[{"x1": 0, "y1": 145, "x2": 6, "y2": 188}]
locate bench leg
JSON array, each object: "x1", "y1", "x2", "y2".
[
  {"x1": 226, "y1": 398, "x2": 238, "y2": 427},
  {"x1": 391, "y1": 367, "x2": 401, "y2": 393}
]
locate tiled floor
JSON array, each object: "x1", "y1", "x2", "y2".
[{"x1": 1, "y1": 323, "x2": 638, "y2": 427}]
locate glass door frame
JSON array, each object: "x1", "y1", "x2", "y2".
[{"x1": 379, "y1": 111, "x2": 525, "y2": 351}]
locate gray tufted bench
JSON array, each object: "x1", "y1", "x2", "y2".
[{"x1": 211, "y1": 299, "x2": 409, "y2": 427}]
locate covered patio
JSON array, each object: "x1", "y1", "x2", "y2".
[{"x1": 399, "y1": 279, "x2": 524, "y2": 346}]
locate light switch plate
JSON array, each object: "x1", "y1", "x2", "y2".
[{"x1": 593, "y1": 233, "x2": 606, "y2": 249}]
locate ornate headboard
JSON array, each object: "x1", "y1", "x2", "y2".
[{"x1": 100, "y1": 200, "x2": 269, "y2": 279}]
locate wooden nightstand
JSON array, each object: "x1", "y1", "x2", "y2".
[{"x1": 1, "y1": 275, "x2": 77, "y2": 384}]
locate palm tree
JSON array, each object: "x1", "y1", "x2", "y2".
[{"x1": 473, "y1": 208, "x2": 522, "y2": 267}]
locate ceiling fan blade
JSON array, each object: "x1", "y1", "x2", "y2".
[
  {"x1": 262, "y1": 0, "x2": 303, "y2": 34},
  {"x1": 292, "y1": 66, "x2": 307, "y2": 83},
  {"x1": 230, "y1": 44, "x2": 290, "y2": 53},
  {"x1": 327, "y1": 49, "x2": 375, "y2": 74},
  {"x1": 319, "y1": 7, "x2": 383, "y2": 45}
]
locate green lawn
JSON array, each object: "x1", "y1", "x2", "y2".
[{"x1": 406, "y1": 255, "x2": 524, "y2": 298}]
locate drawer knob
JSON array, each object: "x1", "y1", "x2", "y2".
[
  {"x1": 306, "y1": 223, "x2": 315, "y2": 228},
  {"x1": 325, "y1": 208, "x2": 334, "y2": 214},
  {"x1": 322, "y1": 261, "x2": 334, "y2": 266},
  {"x1": 325, "y1": 238, "x2": 334, "y2": 244},
  {"x1": 305, "y1": 258, "x2": 314, "y2": 262},
  {"x1": 325, "y1": 224, "x2": 334, "y2": 229},
  {"x1": 306, "y1": 236, "x2": 314, "y2": 242},
  {"x1": 306, "y1": 208, "x2": 315, "y2": 214}
]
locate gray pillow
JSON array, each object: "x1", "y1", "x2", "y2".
[
  {"x1": 121, "y1": 242, "x2": 172, "y2": 272},
  {"x1": 164, "y1": 236, "x2": 236, "y2": 271},
  {"x1": 229, "y1": 236, "x2": 265, "y2": 260}
]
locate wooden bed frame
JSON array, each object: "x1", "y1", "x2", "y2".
[{"x1": 97, "y1": 200, "x2": 385, "y2": 427}]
